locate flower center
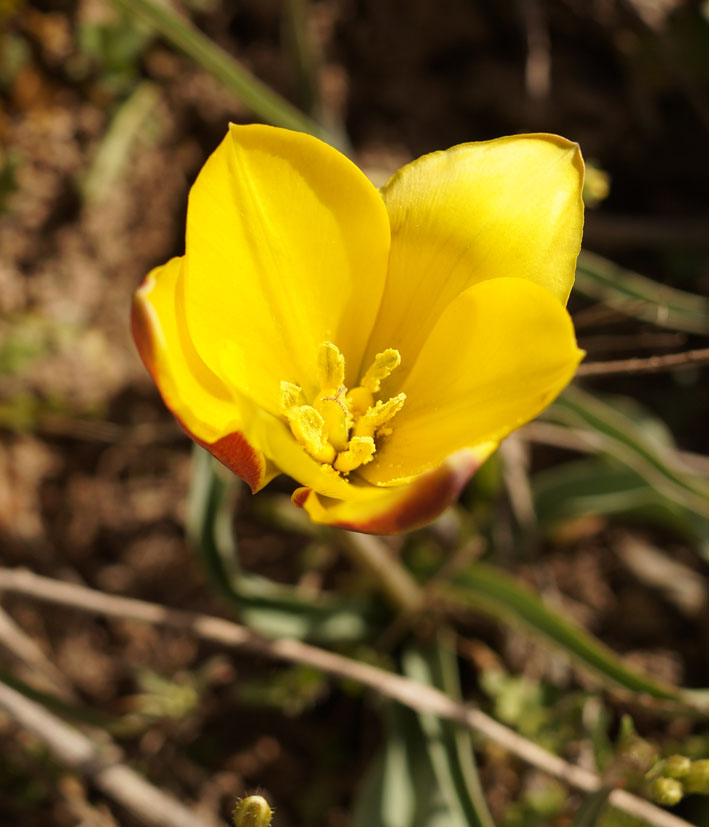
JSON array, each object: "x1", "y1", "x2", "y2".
[{"x1": 281, "y1": 342, "x2": 405, "y2": 475}]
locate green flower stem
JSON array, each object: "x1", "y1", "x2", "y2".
[
  {"x1": 338, "y1": 531, "x2": 423, "y2": 614},
  {"x1": 109, "y1": 0, "x2": 336, "y2": 145}
]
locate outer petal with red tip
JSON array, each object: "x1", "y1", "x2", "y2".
[
  {"x1": 291, "y1": 445, "x2": 496, "y2": 534},
  {"x1": 131, "y1": 256, "x2": 276, "y2": 492}
]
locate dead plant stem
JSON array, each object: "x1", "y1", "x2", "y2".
[
  {"x1": 0, "y1": 566, "x2": 696, "y2": 827},
  {"x1": 577, "y1": 347, "x2": 709, "y2": 377}
]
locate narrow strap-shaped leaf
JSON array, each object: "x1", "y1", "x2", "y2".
[
  {"x1": 352, "y1": 704, "x2": 419, "y2": 827},
  {"x1": 548, "y1": 386, "x2": 709, "y2": 518},
  {"x1": 575, "y1": 251, "x2": 709, "y2": 335},
  {"x1": 401, "y1": 633, "x2": 496, "y2": 827},
  {"x1": 187, "y1": 446, "x2": 377, "y2": 642},
  {"x1": 353, "y1": 639, "x2": 496, "y2": 827},
  {"x1": 109, "y1": 0, "x2": 334, "y2": 143},
  {"x1": 532, "y1": 458, "x2": 709, "y2": 555},
  {"x1": 444, "y1": 563, "x2": 707, "y2": 711}
]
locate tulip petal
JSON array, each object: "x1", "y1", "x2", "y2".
[
  {"x1": 132, "y1": 256, "x2": 274, "y2": 492},
  {"x1": 293, "y1": 446, "x2": 495, "y2": 534},
  {"x1": 132, "y1": 257, "x2": 395, "y2": 503},
  {"x1": 182, "y1": 124, "x2": 390, "y2": 413},
  {"x1": 365, "y1": 134, "x2": 584, "y2": 384},
  {"x1": 361, "y1": 277, "x2": 584, "y2": 486}
]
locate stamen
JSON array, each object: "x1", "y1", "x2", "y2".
[
  {"x1": 286, "y1": 405, "x2": 336, "y2": 464},
  {"x1": 281, "y1": 381, "x2": 306, "y2": 412},
  {"x1": 315, "y1": 386, "x2": 351, "y2": 452},
  {"x1": 360, "y1": 348, "x2": 401, "y2": 393},
  {"x1": 281, "y1": 342, "x2": 405, "y2": 475},
  {"x1": 353, "y1": 393, "x2": 407, "y2": 440},
  {"x1": 317, "y1": 341, "x2": 345, "y2": 391},
  {"x1": 334, "y1": 436, "x2": 375, "y2": 473}
]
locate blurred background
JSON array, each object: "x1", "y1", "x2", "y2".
[{"x1": 1, "y1": 1, "x2": 709, "y2": 825}]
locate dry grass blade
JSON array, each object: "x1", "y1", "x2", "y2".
[
  {"x1": 0, "y1": 680, "x2": 222, "y2": 827},
  {"x1": 0, "y1": 567, "x2": 696, "y2": 827}
]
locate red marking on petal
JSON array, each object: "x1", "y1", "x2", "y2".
[
  {"x1": 208, "y1": 431, "x2": 266, "y2": 492},
  {"x1": 131, "y1": 285, "x2": 267, "y2": 494},
  {"x1": 131, "y1": 294, "x2": 158, "y2": 380},
  {"x1": 294, "y1": 452, "x2": 481, "y2": 535},
  {"x1": 342, "y1": 457, "x2": 479, "y2": 534},
  {"x1": 187, "y1": 426, "x2": 267, "y2": 493},
  {"x1": 291, "y1": 487, "x2": 312, "y2": 508}
]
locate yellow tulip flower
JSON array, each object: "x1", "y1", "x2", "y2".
[{"x1": 132, "y1": 124, "x2": 584, "y2": 534}]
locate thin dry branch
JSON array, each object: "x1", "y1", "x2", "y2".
[
  {"x1": 0, "y1": 567, "x2": 696, "y2": 827},
  {"x1": 0, "y1": 679, "x2": 221, "y2": 827},
  {"x1": 0, "y1": 603, "x2": 77, "y2": 701},
  {"x1": 577, "y1": 347, "x2": 709, "y2": 378}
]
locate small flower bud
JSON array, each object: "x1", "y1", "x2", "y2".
[
  {"x1": 582, "y1": 162, "x2": 610, "y2": 207},
  {"x1": 684, "y1": 759, "x2": 709, "y2": 795},
  {"x1": 662, "y1": 755, "x2": 691, "y2": 779},
  {"x1": 233, "y1": 795, "x2": 273, "y2": 827},
  {"x1": 650, "y1": 777, "x2": 683, "y2": 807}
]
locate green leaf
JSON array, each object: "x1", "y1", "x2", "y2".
[
  {"x1": 352, "y1": 704, "x2": 419, "y2": 827},
  {"x1": 533, "y1": 457, "x2": 709, "y2": 554},
  {"x1": 444, "y1": 563, "x2": 707, "y2": 711},
  {"x1": 108, "y1": 0, "x2": 335, "y2": 144},
  {"x1": 187, "y1": 446, "x2": 378, "y2": 643},
  {"x1": 547, "y1": 386, "x2": 709, "y2": 520},
  {"x1": 401, "y1": 634, "x2": 495, "y2": 827},
  {"x1": 353, "y1": 634, "x2": 495, "y2": 827},
  {"x1": 575, "y1": 250, "x2": 709, "y2": 335}
]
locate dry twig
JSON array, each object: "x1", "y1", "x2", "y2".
[
  {"x1": 0, "y1": 566, "x2": 696, "y2": 827},
  {"x1": 0, "y1": 603, "x2": 77, "y2": 701},
  {"x1": 577, "y1": 347, "x2": 709, "y2": 378},
  {"x1": 0, "y1": 679, "x2": 221, "y2": 827}
]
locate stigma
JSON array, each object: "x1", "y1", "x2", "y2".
[{"x1": 281, "y1": 342, "x2": 405, "y2": 475}]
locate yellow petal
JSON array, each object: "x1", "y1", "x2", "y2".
[
  {"x1": 133, "y1": 258, "x2": 383, "y2": 502},
  {"x1": 132, "y1": 256, "x2": 274, "y2": 492},
  {"x1": 365, "y1": 134, "x2": 584, "y2": 382},
  {"x1": 293, "y1": 447, "x2": 495, "y2": 534},
  {"x1": 361, "y1": 278, "x2": 584, "y2": 486},
  {"x1": 182, "y1": 124, "x2": 390, "y2": 413}
]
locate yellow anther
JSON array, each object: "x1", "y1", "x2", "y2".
[
  {"x1": 346, "y1": 385, "x2": 374, "y2": 417},
  {"x1": 280, "y1": 381, "x2": 306, "y2": 413},
  {"x1": 287, "y1": 405, "x2": 336, "y2": 464},
  {"x1": 315, "y1": 386, "x2": 351, "y2": 452},
  {"x1": 353, "y1": 393, "x2": 406, "y2": 440},
  {"x1": 317, "y1": 341, "x2": 345, "y2": 392},
  {"x1": 334, "y1": 436, "x2": 375, "y2": 473},
  {"x1": 360, "y1": 348, "x2": 401, "y2": 393},
  {"x1": 282, "y1": 342, "x2": 405, "y2": 475}
]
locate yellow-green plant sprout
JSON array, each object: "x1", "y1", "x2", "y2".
[
  {"x1": 133, "y1": 124, "x2": 584, "y2": 533},
  {"x1": 233, "y1": 795, "x2": 273, "y2": 827}
]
